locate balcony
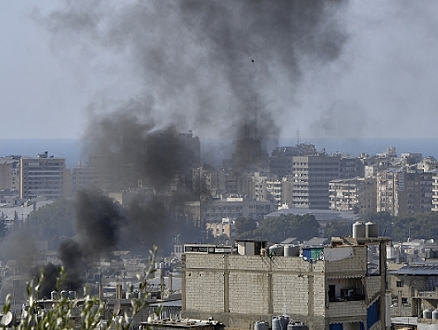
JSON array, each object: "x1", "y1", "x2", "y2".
[
  {"x1": 414, "y1": 288, "x2": 438, "y2": 299},
  {"x1": 326, "y1": 300, "x2": 366, "y2": 318}
]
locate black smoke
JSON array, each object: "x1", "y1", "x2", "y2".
[
  {"x1": 37, "y1": 0, "x2": 347, "y2": 163},
  {"x1": 40, "y1": 188, "x2": 125, "y2": 292},
  {"x1": 74, "y1": 188, "x2": 124, "y2": 257},
  {"x1": 32, "y1": 1, "x2": 349, "y2": 286}
]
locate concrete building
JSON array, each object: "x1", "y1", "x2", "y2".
[
  {"x1": 71, "y1": 164, "x2": 100, "y2": 194},
  {"x1": 205, "y1": 217, "x2": 235, "y2": 239},
  {"x1": 291, "y1": 154, "x2": 341, "y2": 209},
  {"x1": 377, "y1": 168, "x2": 433, "y2": 216},
  {"x1": 431, "y1": 170, "x2": 438, "y2": 212},
  {"x1": 0, "y1": 156, "x2": 20, "y2": 192},
  {"x1": 269, "y1": 144, "x2": 317, "y2": 176},
  {"x1": 201, "y1": 195, "x2": 275, "y2": 223},
  {"x1": 182, "y1": 233, "x2": 391, "y2": 330},
  {"x1": 237, "y1": 172, "x2": 281, "y2": 205},
  {"x1": 191, "y1": 165, "x2": 225, "y2": 199},
  {"x1": 19, "y1": 152, "x2": 69, "y2": 200},
  {"x1": 389, "y1": 264, "x2": 438, "y2": 320},
  {"x1": 339, "y1": 156, "x2": 364, "y2": 179},
  {"x1": 178, "y1": 131, "x2": 201, "y2": 167},
  {"x1": 329, "y1": 177, "x2": 377, "y2": 214}
]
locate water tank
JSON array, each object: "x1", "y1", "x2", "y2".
[
  {"x1": 272, "y1": 316, "x2": 289, "y2": 330},
  {"x1": 51, "y1": 291, "x2": 59, "y2": 300},
  {"x1": 269, "y1": 244, "x2": 284, "y2": 257},
  {"x1": 387, "y1": 245, "x2": 396, "y2": 259},
  {"x1": 432, "y1": 310, "x2": 438, "y2": 320},
  {"x1": 284, "y1": 245, "x2": 300, "y2": 257},
  {"x1": 365, "y1": 222, "x2": 379, "y2": 237},
  {"x1": 254, "y1": 321, "x2": 269, "y2": 330},
  {"x1": 352, "y1": 221, "x2": 365, "y2": 238},
  {"x1": 423, "y1": 309, "x2": 432, "y2": 319},
  {"x1": 287, "y1": 322, "x2": 308, "y2": 330},
  {"x1": 272, "y1": 317, "x2": 281, "y2": 330}
]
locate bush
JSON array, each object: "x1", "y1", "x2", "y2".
[{"x1": 3, "y1": 246, "x2": 157, "y2": 330}]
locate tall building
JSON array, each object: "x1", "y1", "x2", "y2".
[
  {"x1": 269, "y1": 143, "x2": 317, "y2": 176},
  {"x1": 71, "y1": 164, "x2": 100, "y2": 194},
  {"x1": 182, "y1": 233, "x2": 391, "y2": 330},
  {"x1": 377, "y1": 168, "x2": 432, "y2": 216},
  {"x1": 178, "y1": 131, "x2": 201, "y2": 167},
  {"x1": 431, "y1": 170, "x2": 438, "y2": 212},
  {"x1": 0, "y1": 156, "x2": 20, "y2": 192},
  {"x1": 237, "y1": 172, "x2": 280, "y2": 204},
  {"x1": 291, "y1": 155, "x2": 341, "y2": 209},
  {"x1": 329, "y1": 177, "x2": 377, "y2": 214},
  {"x1": 19, "y1": 151, "x2": 68, "y2": 200}
]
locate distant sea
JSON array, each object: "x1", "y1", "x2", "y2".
[
  {"x1": 291, "y1": 137, "x2": 438, "y2": 158},
  {"x1": 0, "y1": 137, "x2": 436, "y2": 169},
  {"x1": 0, "y1": 138, "x2": 82, "y2": 168}
]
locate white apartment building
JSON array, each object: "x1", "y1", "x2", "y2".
[
  {"x1": 19, "y1": 152, "x2": 68, "y2": 200},
  {"x1": 329, "y1": 177, "x2": 377, "y2": 214}
]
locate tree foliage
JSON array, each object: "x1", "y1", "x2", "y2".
[
  {"x1": 323, "y1": 221, "x2": 351, "y2": 238},
  {"x1": 358, "y1": 211, "x2": 438, "y2": 242},
  {"x1": 236, "y1": 213, "x2": 319, "y2": 242},
  {"x1": 234, "y1": 217, "x2": 257, "y2": 236},
  {"x1": 25, "y1": 199, "x2": 76, "y2": 250}
]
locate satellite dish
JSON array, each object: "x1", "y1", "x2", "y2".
[{"x1": 1, "y1": 311, "x2": 13, "y2": 326}]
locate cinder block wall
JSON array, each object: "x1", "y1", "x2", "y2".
[
  {"x1": 182, "y1": 248, "x2": 372, "y2": 330},
  {"x1": 183, "y1": 253, "x2": 326, "y2": 329}
]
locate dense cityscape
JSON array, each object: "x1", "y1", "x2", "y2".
[
  {"x1": 0, "y1": 132, "x2": 436, "y2": 329},
  {"x1": 2, "y1": 0, "x2": 438, "y2": 329}
]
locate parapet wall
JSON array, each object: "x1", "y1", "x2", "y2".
[{"x1": 183, "y1": 253, "x2": 327, "y2": 329}]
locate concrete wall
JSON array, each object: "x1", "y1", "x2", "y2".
[
  {"x1": 324, "y1": 246, "x2": 367, "y2": 274},
  {"x1": 366, "y1": 276, "x2": 383, "y2": 302},
  {"x1": 182, "y1": 251, "x2": 374, "y2": 330}
]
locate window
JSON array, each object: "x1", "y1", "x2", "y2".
[{"x1": 396, "y1": 281, "x2": 403, "y2": 287}]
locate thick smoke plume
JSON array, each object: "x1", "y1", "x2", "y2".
[
  {"x1": 40, "y1": 0, "x2": 347, "y2": 160},
  {"x1": 33, "y1": 0, "x2": 349, "y2": 288},
  {"x1": 74, "y1": 188, "x2": 124, "y2": 257},
  {"x1": 83, "y1": 111, "x2": 198, "y2": 191}
]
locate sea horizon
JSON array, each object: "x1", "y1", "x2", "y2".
[{"x1": 0, "y1": 137, "x2": 436, "y2": 169}]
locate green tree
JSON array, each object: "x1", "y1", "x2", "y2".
[
  {"x1": 324, "y1": 221, "x2": 351, "y2": 238},
  {"x1": 234, "y1": 217, "x2": 257, "y2": 236},
  {"x1": 237, "y1": 213, "x2": 320, "y2": 242},
  {"x1": 25, "y1": 199, "x2": 76, "y2": 250}
]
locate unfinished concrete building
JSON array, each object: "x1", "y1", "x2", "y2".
[{"x1": 182, "y1": 224, "x2": 390, "y2": 330}]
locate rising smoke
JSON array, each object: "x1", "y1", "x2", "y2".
[
  {"x1": 30, "y1": 0, "x2": 349, "y2": 289},
  {"x1": 38, "y1": 0, "x2": 347, "y2": 155}
]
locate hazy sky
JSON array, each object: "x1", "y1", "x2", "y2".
[{"x1": 1, "y1": 1, "x2": 438, "y2": 140}]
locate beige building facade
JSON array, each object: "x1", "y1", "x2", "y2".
[{"x1": 182, "y1": 236, "x2": 390, "y2": 330}]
